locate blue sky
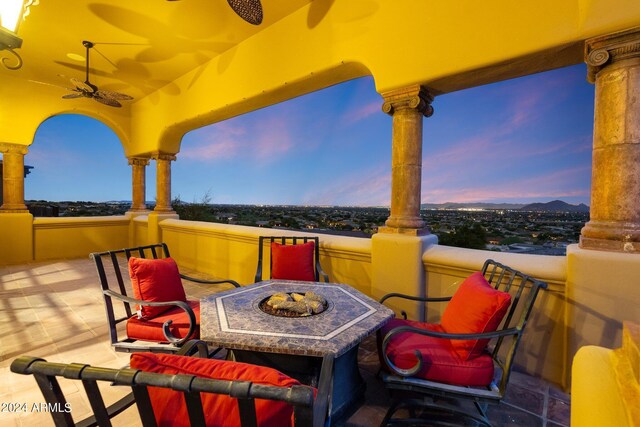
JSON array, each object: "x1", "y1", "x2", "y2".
[{"x1": 23, "y1": 63, "x2": 594, "y2": 206}]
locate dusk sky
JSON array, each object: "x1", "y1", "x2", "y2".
[{"x1": 25, "y1": 63, "x2": 594, "y2": 207}]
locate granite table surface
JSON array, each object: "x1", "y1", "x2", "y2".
[{"x1": 200, "y1": 280, "x2": 395, "y2": 357}]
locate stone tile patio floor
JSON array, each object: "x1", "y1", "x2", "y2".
[{"x1": 0, "y1": 258, "x2": 570, "y2": 426}]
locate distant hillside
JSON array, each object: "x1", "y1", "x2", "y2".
[
  {"x1": 421, "y1": 202, "x2": 525, "y2": 210},
  {"x1": 520, "y1": 200, "x2": 589, "y2": 212},
  {"x1": 421, "y1": 200, "x2": 590, "y2": 212}
]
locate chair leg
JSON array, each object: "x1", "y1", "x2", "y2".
[
  {"x1": 473, "y1": 401, "x2": 491, "y2": 426},
  {"x1": 381, "y1": 396, "x2": 493, "y2": 427}
]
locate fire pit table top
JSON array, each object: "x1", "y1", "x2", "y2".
[{"x1": 200, "y1": 280, "x2": 394, "y2": 357}]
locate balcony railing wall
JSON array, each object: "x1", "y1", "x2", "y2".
[{"x1": 33, "y1": 216, "x2": 130, "y2": 261}]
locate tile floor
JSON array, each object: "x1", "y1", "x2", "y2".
[{"x1": 0, "y1": 258, "x2": 571, "y2": 426}]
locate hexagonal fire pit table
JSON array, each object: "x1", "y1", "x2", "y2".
[{"x1": 201, "y1": 280, "x2": 395, "y2": 423}]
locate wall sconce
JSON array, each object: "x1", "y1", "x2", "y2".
[{"x1": 0, "y1": 0, "x2": 37, "y2": 70}]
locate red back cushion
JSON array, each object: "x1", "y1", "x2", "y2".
[
  {"x1": 441, "y1": 271, "x2": 512, "y2": 360},
  {"x1": 130, "y1": 353, "x2": 308, "y2": 427},
  {"x1": 128, "y1": 257, "x2": 186, "y2": 319},
  {"x1": 270, "y1": 241, "x2": 316, "y2": 281}
]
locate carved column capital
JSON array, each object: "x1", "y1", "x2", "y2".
[
  {"x1": 381, "y1": 85, "x2": 434, "y2": 117},
  {"x1": 0, "y1": 142, "x2": 28, "y2": 155},
  {"x1": 128, "y1": 157, "x2": 150, "y2": 167},
  {"x1": 151, "y1": 152, "x2": 177, "y2": 162},
  {"x1": 585, "y1": 26, "x2": 640, "y2": 83}
]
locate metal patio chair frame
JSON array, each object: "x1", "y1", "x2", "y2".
[
  {"x1": 90, "y1": 243, "x2": 240, "y2": 355},
  {"x1": 10, "y1": 340, "x2": 327, "y2": 427},
  {"x1": 378, "y1": 259, "x2": 548, "y2": 426},
  {"x1": 254, "y1": 235, "x2": 329, "y2": 283}
]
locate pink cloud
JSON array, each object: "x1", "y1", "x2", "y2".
[
  {"x1": 422, "y1": 165, "x2": 591, "y2": 203},
  {"x1": 180, "y1": 115, "x2": 295, "y2": 164},
  {"x1": 304, "y1": 165, "x2": 391, "y2": 206},
  {"x1": 253, "y1": 116, "x2": 294, "y2": 162},
  {"x1": 180, "y1": 138, "x2": 238, "y2": 160},
  {"x1": 341, "y1": 101, "x2": 381, "y2": 126}
]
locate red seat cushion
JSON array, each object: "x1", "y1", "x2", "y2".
[
  {"x1": 270, "y1": 241, "x2": 316, "y2": 281},
  {"x1": 441, "y1": 272, "x2": 511, "y2": 360},
  {"x1": 130, "y1": 352, "x2": 312, "y2": 427},
  {"x1": 127, "y1": 300, "x2": 200, "y2": 342},
  {"x1": 129, "y1": 256, "x2": 187, "y2": 319},
  {"x1": 379, "y1": 318, "x2": 495, "y2": 386}
]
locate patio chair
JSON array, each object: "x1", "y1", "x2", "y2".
[
  {"x1": 254, "y1": 236, "x2": 329, "y2": 283},
  {"x1": 377, "y1": 259, "x2": 547, "y2": 426},
  {"x1": 90, "y1": 243, "x2": 240, "y2": 355},
  {"x1": 10, "y1": 340, "x2": 326, "y2": 427}
]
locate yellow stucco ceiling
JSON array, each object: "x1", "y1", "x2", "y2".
[{"x1": 10, "y1": 0, "x2": 311, "y2": 101}]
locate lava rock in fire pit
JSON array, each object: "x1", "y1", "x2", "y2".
[{"x1": 263, "y1": 291, "x2": 327, "y2": 316}]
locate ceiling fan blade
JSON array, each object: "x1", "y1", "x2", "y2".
[
  {"x1": 96, "y1": 89, "x2": 134, "y2": 101},
  {"x1": 62, "y1": 93, "x2": 84, "y2": 99},
  {"x1": 94, "y1": 96, "x2": 122, "y2": 108},
  {"x1": 227, "y1": 0, "x2": 263, "y2": 25},
  {"x1": 71, "y1": 78, "x2": 95, "y2": 93}
]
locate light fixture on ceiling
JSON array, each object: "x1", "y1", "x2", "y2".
[
  {"x1": 167, "y1": 0, "x2": 263, "y2": 25},
  {"x1": 227, "y1": 0, "x2": 263, "y2": 25},
  {"x1": 0, "y1": 0, "x2": 38, "y2": 70}
]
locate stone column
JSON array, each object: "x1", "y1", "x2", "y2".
[
  {"x1": 0, "y1": 142, "x2": 28, "y2": 212},
  {"x1": 128, "y1": 157, "x2": 150, "y2": 212},
  {"x1": 152, "y1": 152, "x2": 176, "y2": 213},
  {"x1": 581, "y1": 27, "x2": 640, "y2": 252},
  {"x1": 379, "y1": 84, "x2": 434, "y2": 235}
]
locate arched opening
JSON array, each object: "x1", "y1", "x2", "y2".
[{"x1": 24, "y1": 113, "x2": 134, "y2": 216}]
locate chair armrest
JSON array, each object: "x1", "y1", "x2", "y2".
[
  {"x1": 380, "y1": 324, "x2": 521, "y2": 377},
  {"x1": 103, "y1": 290, "x2": 197, "y2": 346},
  {"x1": 379, "y1": 292, "x2": 451, "y2": 305},
  {"x1": 379, "y1": 293, "x2": 451, "y2": 320},
  {"x1": 180, "y1": 273, "x2": 240, "y2": 288}
]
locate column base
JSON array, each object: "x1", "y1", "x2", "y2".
[
  {"x1": 383, "y1": 215, "x2": 429, "y2": 234},
  {"x1": 371, "y1": 233, "x2": 438, "y2": 321},
  {"x1": 126, "y1": 209, "x2": 151, "y2": 215},
  {"x1": 0, "y1": 208, "x2": 29, "y2": 213},
  {"x1": 147, "y1": 211, "x2": 179, "y2": 244},
  {"x1": 378, "y1": 225, "x2": 430, "y2": 236},
  {"x1": 580, "y1": 220, "x2": 640, "y2": 253}
]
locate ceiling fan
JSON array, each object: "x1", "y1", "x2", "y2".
[
  {"x1": 62, "y1": 41, "x2": 134, "y2": 108},
  {"x1": 167, "y1": 0, "x2": 263, "y2": 25}
]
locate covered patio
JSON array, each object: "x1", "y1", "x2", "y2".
[{"x1": 0, "y1": 0, "x2": 639, "y2": 425}]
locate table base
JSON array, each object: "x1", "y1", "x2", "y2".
[{"x1": 231, "y1": 345, "x2": 365, "y2": 425}]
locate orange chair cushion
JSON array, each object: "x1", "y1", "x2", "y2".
[
  {"x1": 128, "y1": 256, "x2": 187, "y2": 319},
  {"x1": 441, "y1": 271, "x2": 511, "y2": 360},
  {"x1": 270, "y1": 241, "x2": 316, "y2": 281},
  {"x1": 127, "y1": 300, "x2": 200, "y2": 342},
  {"x1": 130, "y1": 352, "x2": 311, "y2": 427},
  {"x1": 380, "y1": 318, "x2": 495, "y2": 386}
]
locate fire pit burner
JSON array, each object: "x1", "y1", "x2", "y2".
[{"x1": 259, "y1": 291, "x2": 328, "y2": 317}]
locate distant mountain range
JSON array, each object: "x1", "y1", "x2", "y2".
[
  {"x1": 422, "y1": 200, "x2": 589, "y2": 212},
  {"x1": 520, "y1": 200, "x2": 590, "y2": 212}
]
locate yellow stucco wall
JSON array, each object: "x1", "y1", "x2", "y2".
[
  {"x1": 0, "y1": 213, "x2": 33, "y2": 265},
  {"x1": 33, "y1": 216, "x2": 130, "y2": 261}
]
